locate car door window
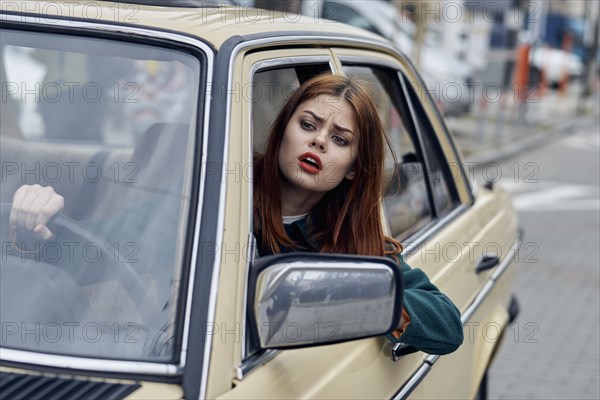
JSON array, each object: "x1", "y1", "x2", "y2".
[{"x1": 341, "y1": 64, "x2": 433, "y2": 239}]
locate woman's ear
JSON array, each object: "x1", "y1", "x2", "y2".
[{"x1": 345, "y1": 166, "x2": 356, "y2": 180}]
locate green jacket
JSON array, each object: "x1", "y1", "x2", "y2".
[
  {"x1": 256, "y1": 217, "x2": 464, "y2": 355},
  {"x1": 392, "y1": 253, "x2": 463, "y2": 354}
]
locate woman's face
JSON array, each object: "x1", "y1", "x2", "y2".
[{"x1": 278, "y1": 95, "x2": 358, "y2": 195}]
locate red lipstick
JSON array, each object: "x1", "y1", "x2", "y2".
[{"x1": 298, "y1": 152, "x2": 322, "y2": 174}]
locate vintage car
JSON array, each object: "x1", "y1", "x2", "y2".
[{"x1": 0, "y1": 1, "x2": 520, "y2": 399}]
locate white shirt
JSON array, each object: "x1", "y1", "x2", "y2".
[{"x1": 282, "y1": 212, "x2": 308, "y2": 225}]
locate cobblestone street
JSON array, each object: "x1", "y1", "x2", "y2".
[{"x1": 485, "y1": 121, "x2": 600, "y2": 399}]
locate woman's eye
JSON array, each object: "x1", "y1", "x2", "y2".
[
  {"x1": 332, "y1": 135, "x2": 349, "y2": 146},
  {"x1": 300, "y1": 120, "x2": 315, "y2": 131}
]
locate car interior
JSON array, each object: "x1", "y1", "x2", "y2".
[{"x1": 0, "y1": 31, "x2": 201, "y2": 359}]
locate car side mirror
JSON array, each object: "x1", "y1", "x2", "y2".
[{"x1": 248, "y1": 253, "x2": 403, "y2": 350}]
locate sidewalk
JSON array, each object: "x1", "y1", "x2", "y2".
[{"x1": 446, "y1": 83, "x2": 600, "y2": 164}]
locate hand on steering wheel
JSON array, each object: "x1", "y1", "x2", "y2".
[
  {"x1": 10, "y1": 184, "x2": 64, "y2": 240},
  {"x1": 4, "y1": 185, "x2": 156, "y2": 327}
]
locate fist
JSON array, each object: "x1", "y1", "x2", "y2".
[{"x1": 10, "y1": 184, "x2": 64, "y2": 240}]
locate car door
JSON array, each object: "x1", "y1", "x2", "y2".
[
  {"x1": 213, "y1": 43, "x2": 516, "y2": 399},
  {"x1": 209, "y1": 46, "x2": 424, "y2": 399}
]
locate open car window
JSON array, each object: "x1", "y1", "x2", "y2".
[
  {"x1": 0, "y1": 28, "x2": 202, "y2": 362},
  {"x1": 246, "y1": 60, "x2": 332, "y2": 359}
]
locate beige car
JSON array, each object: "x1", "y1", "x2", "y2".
[{"x1": 0, "y1": 1, "x2": 520, "y2": 399}]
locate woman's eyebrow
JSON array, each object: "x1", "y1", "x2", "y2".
[
  {"x1": 334, "y1": 124, "x2": 354, "y2": 136},
  {"x1": 303, "y1": 110, "x2": 324, "y2": 123},
  {"x1": 303, "y1": 110, "x2": 354, "y2": 135}
]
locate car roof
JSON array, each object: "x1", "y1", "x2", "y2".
[{"x1": 12, "y1": 1, "x2": 388, "y2": 51}]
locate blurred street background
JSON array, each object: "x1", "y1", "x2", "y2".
[{"x1": 233, "y1": 0, "x2": 600, "y2": 398}]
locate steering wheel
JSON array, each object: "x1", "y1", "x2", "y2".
[{"x1": 0, "y1": 203, "x2": 156, "y2": 326}]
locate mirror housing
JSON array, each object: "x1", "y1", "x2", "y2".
[{"x1": 248, "y1": 253, "x2": 403, "y2": 349}]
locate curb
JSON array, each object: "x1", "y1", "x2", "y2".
[{"x1": 461, "y1": 112, "x2": 600, "y2": 165}]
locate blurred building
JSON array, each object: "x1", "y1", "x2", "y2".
[{"x1": 543, "y1": 0, "x2": 587, "y2": 59}]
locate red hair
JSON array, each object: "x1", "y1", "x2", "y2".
[{"x1": 254, "y1": 74, "x2": 401, "y2": 257}]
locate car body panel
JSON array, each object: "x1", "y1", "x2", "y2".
[
  {"x1": 0, "y1": 2, "x2": 519, "y2": 399},
  {"x1": 418, "y1": 185, "x2": 518, "y2": 399},
  {"x1": 1, "y1": 0, "x2": 384, "y2": 50}
]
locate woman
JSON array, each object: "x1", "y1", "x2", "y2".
[
  {"x1": 253, "y1": 74, "x2": 463, "y2": 355},
  {"x1": 9, "y1": 74, "x2": 463, "y2": 355}
]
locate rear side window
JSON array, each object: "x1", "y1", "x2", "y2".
[{"x1": 342, "y1": 64, "x2": 433, "y2": 239}]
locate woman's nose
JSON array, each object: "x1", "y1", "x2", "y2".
[{"x1": 309, "y1": 130, "x2": 327, "y2": 151}]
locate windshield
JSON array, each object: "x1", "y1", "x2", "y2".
[{"x1": 0, "y1": 29, "x2": 201, "y2": 362}]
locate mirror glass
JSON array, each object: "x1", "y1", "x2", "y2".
[{"x1": 254, "y1": 260, "x2": 399, "y2": 348}]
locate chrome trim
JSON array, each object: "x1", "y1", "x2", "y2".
[
  {"x1": 391, "y1": 343, "x2": 412, "y2": 362},
  {"x1": 238, "y1": 349, "x2": 279, "y2": 378},
  {"x1": 462, "y1": 234, "x2": 521, "y2": 323},
  {"x1": 241, "y1": 232, "x2": 255, "y2": 361},
  {"x1": 238, "y1": 348, "x2": 281, "y2": 381},
  {"x1": 231, "y1": 34, "x2": 398, "y2": 61},
  {"x1": 402, "y1": 204, "x2": 468, "y2": 255},
  {"x1": 0, "y1": 12, "x2": 214, "y2": 377},
  {"x1": 189, "y1": 32, "x2": 356, "y2": 400},
  {"x1": 424, "y1": 353, "x2": 441, "y2": 366},
  {"x1": 392, "y1": 363, "x2": 431, "y2": 400},
  {"x1": 392, "y1": 232, "x2": 522, "y2": 399},
  {"x1": 0, "y1": 348, "x2": 179, "y2": 376}
]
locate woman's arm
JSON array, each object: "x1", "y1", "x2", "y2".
[{"x1": 388, "y1": 255, "x2": 464, "y2": 355}]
